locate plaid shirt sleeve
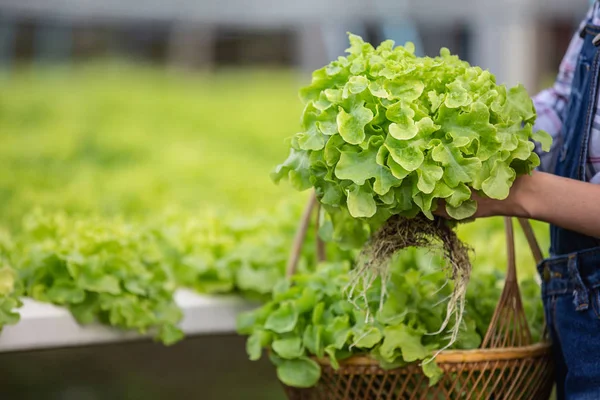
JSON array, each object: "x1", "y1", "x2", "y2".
[{"x1": 532, "y1": 5, "x2": 594, "y2": 173}]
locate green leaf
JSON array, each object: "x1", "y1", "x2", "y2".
[
  {"x1": 335, "y1": 149, "x2": 379, "y2": 185},
  {"x1": 303, "y1": 325, "x2": 324, "y2": 357},
  {"x1": 389, "y1": 123, "x2": 418, "y2": 140},
  {"x1": 350, "y1": 58, "x2": 366, "y2": 75},
  {"x1": 271, "y1": 148, "x2": 312, "y2": 191},
  {"x1": 316, "y1": 108, "x2": 339, "y2": 136},
  {"x1": 437, "y1": 102, "x2": 499, "y2": 160},
  {"x1": 375, "y1": 355, "x2": 408, "y2": 370},
  {"x1": 511, "y1": 140, "x2": 535, "y2": 161},
  {"x1": 455, "y1": 320, "x2": 482, "y2": 349},
  {"x1": 368, "y1": 81, "x2": 389, "y2": 98},
  {"x1": 416, "y1": 117, "x2": 440, "y2": 136},
  {"x1": 386, "y1": 102, "x2": 418, "y2": 140},
  {"x1": 297, "y1": 103, "x2": 326, "y2": 150},
  {"x1": 324, "y1": 346, "x2": 340, "y2": 369},
  {"x1": 446, "y1": 182, "x2": 471, "y2": 208},
  {"x1": 46, "y1": 281, "x2": 86, "y2": 304},
  {"x1": 324, "y1": 134, "x2": 346, "y2": 166},
  {"x1": 422, "y1": 359, "x2": 444, "y2": 386},
  {"x1": 336, "y1": 103, "x2": 373, "y2": 145},
  {"x1": 444, "y1": 81, "x2": 471, "y2": 108},
  {"x1": 376, "y1": 289, "x2": 408, "y2": 325},
  {"x1": 385, "y1": 80, "x2": 425, "y2": 102},
  {"x1": 378, "y1": 189, "x2": 395, "y2": 205},
  {"x1": 428, "y1": 90, "x2": 444, "y2": 112},
  {"x1": 481, "y1": 161, "x2": 516, "y2": 200},
  {"x1": 373, "y1": 166, "x2": 397, "y2": 196},
  {"x1": 431, "y1": 143, "x2": 480, "y2": 187},
  {"x1": 265, "y1": 302, "x2": 299, "y2": 333},
  {"x1": 346, "y1": 33, "x2": 370, "y2": 55},
  {"x1": 430, "y1": 181, "x2": 454, "y2": 200},
  {"x1": 385, "y1": 136, "x2": 425, "y2": 172},
  {"x1": 272, "y1": 337, "x2": 304, "y2": 359},
  {"x1": 276, "y1": 358, "x2": 321, "y2": 388},
  {"x1": 380, "y1": 324, "x2": 428, "y2": 363},
  {"x1": 392, "y1": 183, "x2": 416, "y2": 213},
  {"x1": 295, "y1": 288, "x2": 318, "y2": 314},
  {"x1": 352, "y1": 326, "x2": 383, "y2": 349},
  {"x1": 236, "y1": 262, "x2": 281, "y2": 295},
  {"x1": 297, "y1": 131, "x2": 326, "y2": 151},
  {"x1": 69, "y1": 294, "x2": 99, "y2": 324},
  {"x1": 446, "y1": 199, "x2": 477, "y2": 220},
  {"x1": 387, "y1": 157, "x2": 411, "y2": 179},
  {"x1": 312, "y1": 302, "x2": 325, "y2": 325},
  {"x1": 413, "y1": 192, "x2": 435, "y2": 219},
  {"x1": 0, "y1": 298, "x2": 20, "y2": 328},
  {"x1": 346, "y1": 184, "x2": 377, "y2": 218},
  {"x1": 314, "y1": 92, "x2": 333, "y2": 111},
  {"x1": 532, "y1": 129, "x2": 552, "y2": 152},
  {"x1": 237, "y1": 308, "x2": 265, "y2": 335},
  {"x1": 502, "y1": 84, "x2": 536, "y2": 124},
  {"x1": 157, "y1": 324, "x2": 184, "y2": 346},
  {"x1": 417, "y1": 161, "x2": 444, "y2": 194},
  {"x1": 345, "y1": 75, "x2": 369, "y2": 95},
  {"x1": 77, "y1": 272, "x2": 121, "y2": 295},
  {"x1": 0, "y1": 267, "x2": 15, "y2": 297},
  {"x1": 323, "y1": 314, "x2": 352, "y2": 349},
  {"x1": 496, "y1": 122, "x2": 520, "y2": 151}
]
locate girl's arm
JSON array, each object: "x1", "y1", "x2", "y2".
[{"x1": 460, "y1": 171, "x2": 600, "y2": 238}]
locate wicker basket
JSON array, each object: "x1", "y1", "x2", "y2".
[{"x1": 282, "y1": 195, "x2": 554, "y2": 400}]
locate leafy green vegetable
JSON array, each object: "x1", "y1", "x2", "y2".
[
  {"x1": 0, "y1": 234, "x2": 22, "y2": 332},
  {"x1": 422, "y1": 360, "x2": 444, "y2": 386},
  {"x1": 0, "y1": 265, "x2": 22, "y2": 332},
  {"x1": 276, "y1": 357, "x2": 321, "y2": 388},
  {"x1": 148, "y1": 203, "x2": 354, "y2": 300},
  {"x1": 237, "y1": 248, "x2": 544, "y2": 388},
  {"x1": 272, "y1": 34, "x2": 551, "y2": 247},
  {"x1": 13, "y1": 212, "x2": 183, "y2": 344},
  {"x1": 0, "y1": 198, "x2": 355, "y2": 343}
]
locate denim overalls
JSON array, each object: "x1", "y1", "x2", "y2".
[{"x1": 538, "y1": 16, "x2": 600, "y2": 400}]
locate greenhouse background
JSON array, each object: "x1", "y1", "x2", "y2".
[
  {"x1": 0, "y1": 0, "x2": 590, "y2": 88},
  {"x1": 0, "y1": 0, "x2": 591, "y2": 399}
]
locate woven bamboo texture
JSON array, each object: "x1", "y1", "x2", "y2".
[
  {"x1": 283, "y1": 195, "x2": 554, "y2": 400},
  {"x1": 284, "y1": 343, "x2": 553, "y2": 400}
]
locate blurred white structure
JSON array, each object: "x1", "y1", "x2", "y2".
[{"x1": 0, "y1": 0, "x2": 590, "y2": 90}]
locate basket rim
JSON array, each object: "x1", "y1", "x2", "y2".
[{"x1": 314, "y1": 341, "x2": 552, "y2": 367}]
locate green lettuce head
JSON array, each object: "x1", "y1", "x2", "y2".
[{"x1": 272, "y1": 34, "x2": 551, "y2": 246}]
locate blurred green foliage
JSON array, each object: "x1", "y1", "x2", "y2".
[{"x1": 0, "y1": 64, "x2": 306, "y2": 229}]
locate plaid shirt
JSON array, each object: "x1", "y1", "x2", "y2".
[{"x1": 533, "y1": 2, "x2": 600, "y2": 183}]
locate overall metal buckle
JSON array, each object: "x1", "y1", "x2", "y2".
[{"x1": 579, "y1": 24, "x2": 600, "y2": 46}]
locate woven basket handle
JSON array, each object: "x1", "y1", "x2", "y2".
[
  {"x1": 285, "y1": 192, "x2": 325, "y2": 278},
  {"x1": 517, "y1": 217, "x2": 550, "y2": 339},
  {"x1": 517, "y1": 218, "x2": 544, "y2": 265},
  {"x1": 481, "y1": 217, "x2": 542, "y2": 348}
]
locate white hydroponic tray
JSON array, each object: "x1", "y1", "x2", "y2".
[{"x1": 0, "y1": 289, "x2": 256, "y2": 353}]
